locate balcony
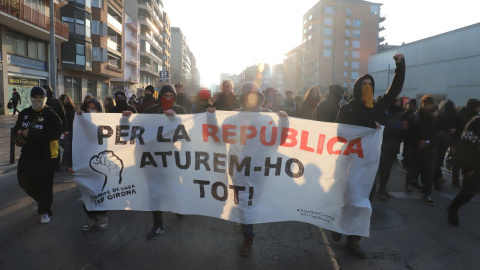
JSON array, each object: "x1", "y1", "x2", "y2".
[
  {"x1": 127, "y1": 20, "x2": 137, "y2": 31},
  {"x1": 126, "y1": 55, "x2": 137, "y2": 66},
  {"x1": 127, "y1": 36, "x2": 138, "y2": 48},
  {"x1": 107, "y1": 13, "x2": 122, "y2": 33},
  {"x1": 379, "y1": 15, "x2": 386, "y2": 23},
  {"x1": 378, "y1": 36, "x2": 385, "y2": 43},
  {"x1": 379, "y1": 26, "x2": 386, "y2": 32},
  {"x1": 107, "y1": 37, "x2": 121, "y2": 53},
  {"x1": 0, "y1": 0, "x2": 69, "y2": 40}
]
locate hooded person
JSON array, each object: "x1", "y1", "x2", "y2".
[
  {"x1": 13, "y1": 86, "x2": 63, "y2": 224},
  {"x1": 333, "y1": 54, "x2": 406, "y2": 259},
  {"x1": 142, "y1": 84, "x2": 186, "y2": 240},
  {"x1": 236, "y1": 82, "x2": 268, "y2": 112},
  {"x1": 314, "y1": 84, "x2": 344, "y2": 122},
  {"x1": 144, "y1": 84, "x2": 187, "y2": 114},
  {"x1": 136, "y1": 85, "x2": 157, "y2": 113},
  {"x1": 113, "y1": 91, "x2": 137, "y2": 113}
]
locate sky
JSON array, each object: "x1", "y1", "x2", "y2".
[{"x1": 162, "y1": 0, "x2": 479, "y2": 88}]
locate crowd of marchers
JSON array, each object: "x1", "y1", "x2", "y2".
[{"x1": 11, "y1": 53, "x2": 480, "y2": 259}]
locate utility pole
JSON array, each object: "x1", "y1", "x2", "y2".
[{"x1": 49, "y1": 0, "x2": 57, "y2": 96}]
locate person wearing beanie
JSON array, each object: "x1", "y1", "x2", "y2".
[
  {"x1": 206, "y1": 82, "x2": 288, "y2": 257},
  {"x1": 333, "y1": 53, "x2": 405, "y2": 259},
  {"x1": 113, "y1": 91, "x2": 137, "y2": 113},
  {"x1": 314, "y1": 84, "x2": 344, "y2": 122},
  {"x1": 142, "y1": 84, "x2": 187, "y2": 240},
  {"x1": 191, "y1": 88, "x2": 213, "y2": 113},
  {"x1": 13, "y1": 86, "x2": 63, "y2": 224},
  {"x1": 136, "y1": 85, "x2": 157, "y2": 113}
]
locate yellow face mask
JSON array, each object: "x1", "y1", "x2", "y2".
[{"x1": 361, "y1": 84, "x2": 374, "y2": 108}]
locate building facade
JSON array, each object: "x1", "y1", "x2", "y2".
[
  {"x1": 110, "y1": 11, "x2": 140, "y2": 95},
  {"x1": 170, "y1": 26, "x2": 199, "y2": 95},
  {"x1": 124, "y1": 0, "x2": 171, "y2": 94},
  {"x1": 302, "y1": 0, "x2": 383, "y2": 93},
  {"x1": 58, "y1": 0, "x2": 124, "y2": 105},
  {"x1": 368, "y1": 23, "x2": 480, "y2": 107},
  {"x1": 0, "y1": 0, "x2": 69, "y2": 115}
]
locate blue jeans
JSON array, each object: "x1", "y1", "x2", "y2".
[{"x1": 241, "y1": 224, "x2": 254, "y2": 238}]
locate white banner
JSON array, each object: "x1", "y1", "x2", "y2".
[{"x1": 73, "y1": 111, "x2": 383, "y2": 237}]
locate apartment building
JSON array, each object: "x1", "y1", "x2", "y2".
[
  {"x1": 302, "y1": 0, "x2": 383, "y2": 93},
  {"x1": 124, "y1": 0, "x2": 171, "y2": 93},
  {"x1": 58, "y1": 0, "x2": 124, "y2": 105},
  {"x1": 0, "y1": 0, "x2": 69, "y2": 115},
  {"x1": 170, "y1": 26, "x2": 199, "y2": 95},
  {"x1": 110, "y1": 11, "x2": 140, "y2": 95}
]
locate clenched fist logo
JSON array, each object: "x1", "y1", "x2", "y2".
[{"x1": 89, "y1": 150, "x2": 124, "y2": 191}]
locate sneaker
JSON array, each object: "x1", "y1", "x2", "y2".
[
  {"x1": 40, "y1": 213, "x2": 50, "y2": 224},
  {"x1": 405, "y1": 185, "x2": 413, "y2": 194},
  {"x1": 423, "y1": 195, "x2": 435, "y2": 206},
  {"x1": 239, "y1": 235, "x2": 254, "y2": 257},
  {"x1": 98, "y1": 215, "x2": 109, "y2": 230},
  {"x1": 81, "y1": 217, "x2": 97, "y2": 231},
  {"x1": 346, "y1": 237, "x2": 365, "y2": 259},
  {"x1": 447, "y1": 206, "x2": 459, "y2": 227},
  {"x1": 330, "y1": 231, "x2": 342, "y2": 242},
  {"x1": 147, "y1": 225, "x2": 164, "y2": 240}
]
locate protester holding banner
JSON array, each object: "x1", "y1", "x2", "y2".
[
  {"x1": 135, "y1": 85, "x2": 157, "y2": 113},
  {"x1": 14, "y1": 86, "x2": 63, "y2": 224},
  {"x1": 314, "y1": 84, "x2": 344, "y2": 123},
  {"x1": 113, "y1": 91, "x2": 137, "y2": 113},
  {"x1": 333, "y1": 53, "x2": 405, "y2": 258},
  {"x1": 207, "y1": 82, "x2": 288, "y2": 257},
  {"x1": 144, "y1": 84, "x2": 187, "y2": 240}
]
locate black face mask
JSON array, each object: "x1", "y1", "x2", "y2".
[{"x1": 145, "y1": 94, "x2": 153, "y2": 99}]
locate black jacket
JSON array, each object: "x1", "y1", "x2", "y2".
[
  {"x1": 113, "y1": 100, "x2": 137, "y2": 113},
  {"x1": 336, "y1": 58, "x2": 406, "y2": 128},
  {"x1": 404, "y1": 109, "x2": 439, "y2": 157},
  {"x1": 47, "y1": 97, "x2": 68, "y2": 132},
  {"x1": 12, "y1": 92, "x2": 21, "y2": 105},
  {"x1": 14, "y1": 106, "x2": 62, "y2": 159},
  {"x1": 314, "y1": 97, "x2": 341, "y2": 123}
]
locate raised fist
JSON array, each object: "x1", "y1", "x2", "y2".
[
  {"x1": 393, "y1": 53, "x2": 404, "y2": 63},
  {"x1": 89, "y1": 150, "x2": 124, "y2": 191}
]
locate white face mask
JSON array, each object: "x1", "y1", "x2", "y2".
[{"x1": 30, "y1": 97, "x2": 47, "y2": 111}]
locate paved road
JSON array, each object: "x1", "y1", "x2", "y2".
[{"x1": 1, "y1": 155, "x2": 480, "y2": 269}]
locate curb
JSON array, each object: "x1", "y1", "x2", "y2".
[{"x1": 0, "y1": 161, "x2": 18, "y2": 176}]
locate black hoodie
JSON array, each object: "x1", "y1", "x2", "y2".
[{"x1": 336, "y1": 58, "x2": 406, "y2": 128}]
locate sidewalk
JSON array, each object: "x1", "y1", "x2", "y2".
[{"x1": 0, "y1": 114, "x2": 20, "y2": 173}]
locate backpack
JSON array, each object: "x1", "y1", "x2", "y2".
[{"x1": 7, "y1": 99, "x2": 13, "y2": 109}]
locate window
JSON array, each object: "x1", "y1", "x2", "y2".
[
  {"x1": 303, "y1": 19, "x2": 307, "y2": 24},
  {"x1": 303, "y1": 38, "x2": 306, "y2": 43},
  {"x1": 324, "y1": 28, "x2": 332, "y2": 36},
  {"x1": 93, "y1": 47, "x2": 106, "y2": 61},
  {"x1": 351, "y1": 82, "x2": 355, "y2": 89},
  {"x1": 307, "y1": 35, "x2": 312, "y2": 40},
  {"x1": 353, "y1": 19, "x2": 362, "y2": 27},
  {"x1": 324, "y1": 18, "x2": 333, "y2": 25},
  {"x1": 316, "y1": 71, "x2": 319, "y2": 78},
  {"x1": 343, "y1": 82, "x2": 348, "y2": 88},
  {"x1": 17, "y1": 36, "x2": 27, "y2": 56},
  {"x1": 308, "y1": 14, "x2": 312, "y2": 21},
  {"x1": 86, "y1": 19, "x2": 91, "y2": 38},
  {"x1": 351, "y1": 61, "x2": 360, "y2": 69},
  {"x1": 28, "y1": 39, "x2": 37, "y2": 59},
  {"x1": 303, "y1": 29, "x2": 307, "y2": 34},
  {"x1": 62, "y1": 16, "x2": 75, "y2": 33},
  {"x1": 370, "y1": 5, "x2": 379, "y2": 14},
  {"x1": 344, "y1": 50, "x2": 349, "y2": 56},
  {"x1": 347, "y1": 8, "x2": 352, "y2": 16},
  {"x1": 308, "y1": 25, "x2": 313, "y2": 30},
  {"x1": 346, "y1": 19, "x2": 351, "y2": 26},
  {"x1": 92, "y1": 0, "x2": 103, "y2": 8},
  {"x1": 345, "y1": 40, "x2": 349, "y2": 46},
  {"x1": 85, "y1": 0, "x2": 91, "y2": 9},
  {"x1": 346, "y1": 29, "x2": 350, "y2": 37},
  {"x1": 324, "y1": 39, "x2": 332, "y2": 46},
  {"x1": 316, "y1": 61, "x2": 319, "y2": 68},
  {"x1": 323, "y1": 50, "x2": 331, "y2": 57},
  {"x1": 325, "y1": 7, "x2": 333, "y2": 14},
  {"x1": 344, "y1": 61, "x2": 348, "y2": 67},
  {"x1": 76, "y1": 44, "x2": 85, "y2": 65},
  {"x1": 38, "y1": 42, "x2": 46, "y2": 61},
  {"x1": 352, "y1": 51, "x2": 360, "y2": 58},
  {"x1": 353, "y1": 30, "x2": 361, "y2": 38},
  {"x1": 351, "y1": 72, "x2": 359, "y2": 79},
  {"x1": 352, "y1": 40, "x2": 360, "y2": 48},
  {"x1": 344, "y1": 71, "x2": 348, "y2": 77}
]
